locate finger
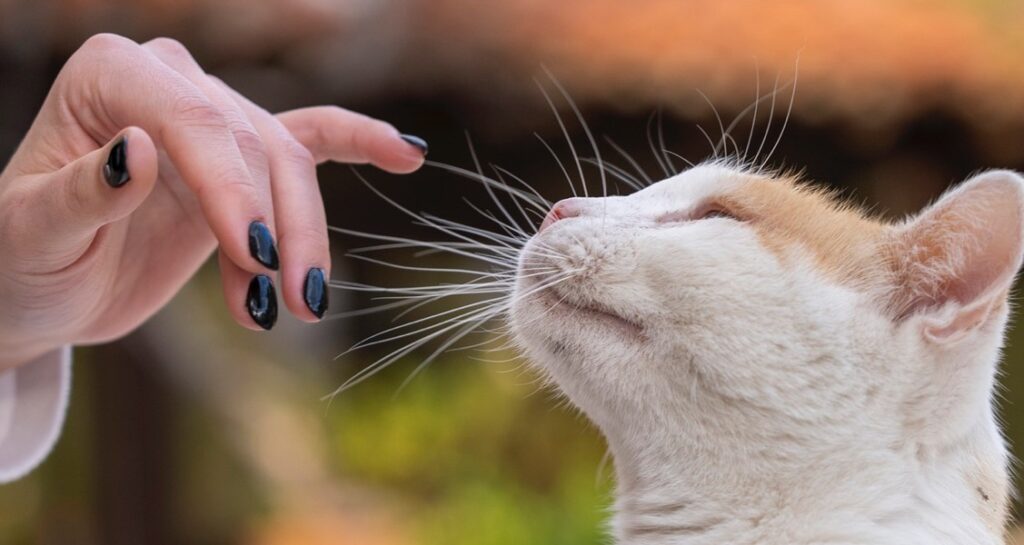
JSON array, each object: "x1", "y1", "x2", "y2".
[
  {"x1": 219, "y1": 250, "x2": 277, "y2": 331},
  {"x1": 15, "y1": 127, "x2": 157, "y2": 256},
  {"x1": 140, "y1": 37, "x2": 280, "y2": 272},
  {"x1": 276, "y1": 106, "x2": 427, "y2": 173},
  {"x1": 213, "y1": 79, "x2": 330, "y2": 322},
  {"x1": 61, "y1": 34, "x2": 274, "y2": 274}
]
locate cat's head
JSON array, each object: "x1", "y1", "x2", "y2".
[{"x1": 510, "y1": 163, "x2": 1023, "y2": 488}]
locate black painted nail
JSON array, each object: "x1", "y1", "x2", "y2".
[
  {"x1": 246, "y1": 275, "x2": 277, "y2": 330},
  {"x1": 248, "y1": 221, "x2": 279, "y2": 270},
  {"x1": 399, "y1": 134, "x2": 428, "y2": 156},
  {"x1": 304, "y1": 268, "x2": 329, "y2": 319},
  {"x1": 103, "y1": 137, "x2": 131, "y2": 188}
]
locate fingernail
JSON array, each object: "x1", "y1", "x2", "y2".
[
  {"x1": 304, "y1": 267, "x2": 329, "y2": 319},
  {"x1": 399, "y1": 134, "x2": 429, "y2": 156},
  {"x1": 103, "y1": 137, "x2": 131, "y2": 188},
  {"x1": 248, "y1": 221, "x2": 279, "y2": 270},
  {"x1": 246, "y1": 275, "x2": 277, "y2": 330}
]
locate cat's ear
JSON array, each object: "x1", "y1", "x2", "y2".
[{"x1": 886, "y1": 170, "x2": 1024, "y2": 343}]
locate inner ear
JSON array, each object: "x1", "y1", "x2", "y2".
[{"x1": 886, "y1": 170, "x2": 1024, "y2": 342}]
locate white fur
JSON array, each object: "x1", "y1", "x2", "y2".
[{"x1": 510, "y1": 165, "x2": 1024, "y2": 544}]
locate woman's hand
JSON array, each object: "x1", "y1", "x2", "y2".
[{"x1": 0, "y1": 34, "x2": 428, "y2": 370}]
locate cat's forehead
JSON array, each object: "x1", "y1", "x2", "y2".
[{"x1": 637, "y1": 164, "x2": 749, "y2": 201}]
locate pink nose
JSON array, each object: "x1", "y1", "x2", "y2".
[{"x1": 539, "y1": 198, "x2": 584, "y2": 233}]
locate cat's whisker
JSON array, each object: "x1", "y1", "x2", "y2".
[
  {"x1": 662, "y1": 150, "x2": 696, "y2": 170},
  {"x1": 444, "y1": 333, "x2": 506, "y2": 354},
  {"x1": 468, "y1": 352, "x2": 524, "y2": 364},
  {"x1": 696, "y1": 88, "x2": 733, "y2": 159},
  {"x1": 604, "y1": 135, "x2": 654, "y2": 187},
  {"x1": 715, "y1": 65, "x2": 793, "y2": 162},
  {"x1": 656, "y1": 108, "x2": 677, "y2": 176},
  {"x1": 542, "y1": 68, "x2": 607, "y2": 204},
  {"x1": 330, "y1": 226, "x2": 515, "y2": 268},
  {"x1": 536, "y1": 75, "x2": 588, "y2": 197},
  {"x1": 419, "y1": 213, "x2": 523, "y2": 248},
  {"x1": 760, "y1": 56, "x2": 800, "y2": 170},
  {"x1": 423, "y1": 160, "x2": 550, "y2": 213},
  {"x1": 492, "y1": 163, "x2": 555, "y2": 212},
  {"x1": 646, "y1": 111, "x2": 672, "y2": 178},
  {"x1": 580, "y1": 158, "x2": 644, "y2": 193},
  {"x1": 344, "y1": 296, "x2": 508, "y2": 354},
  {"x1": 331, "y1": 273, "x2": 519, "y2": 294},
  {"x1": 452, "y1": 200, "x2": 530, "y2": 242},
  {"x1": 353, "y1": 168, "x2": 519, "y2": 253},
  {"x1": 694, "y1": 123, "x2": 719, "y2": 161},
  {"x1": 744, "y1": 65, "x2": 761, "y2": 163},
  {"x1": 393, "y1": 313, "x2": 500, "y2": 396},
  {"x1": 752, "y1": 72, "x2": 782, "y2": 167},
  {"x1": 320, "y1": 297, "x2": 426, "y2": 321},
  {"x1": 344, "y1": 253, "x2": 510, "y2": 278},
  {"x1": 490, "y1": 166, "x2": 536, "y2": 234},
  {"x1": 328, "y1": 306, "x2": 502, "y2": 397},
  {"x1": 464, "y1": 132, "x2": 530, "y2": 239},
  {"x1": 343, "y1": 174, "x2": 541, "y2": 272},
  {"x1": 534, "y1": 133, "x2": 578, "y2": 199},
  {"x1": 335, "y1": 270, "x2": 585, "y2": 395},
  {"x1": 341, "y1": 268, "x2": 578, "y2": 352},
  {"x1": 349, "y1": 240, "x2": 519, "y2": 257},
  {"x1": 385, "y1": 269, "x2": 558, "y2": 322},
  {"x1": 328, "y1": 283, "x2": 503, "y2": 299}
]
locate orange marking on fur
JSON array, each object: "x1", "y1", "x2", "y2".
[{"x1": 719, "y1": 173, "x2": 889, "y2": 288}]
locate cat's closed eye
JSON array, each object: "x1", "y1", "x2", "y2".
[
  {"x1": 656, "y1": 203, "x2": 743, "y2": 224},
  {"x1": 697, "y1": 206, "x2": 742, "y2": 221}
]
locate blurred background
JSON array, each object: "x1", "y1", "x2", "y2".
[{"x1": 2, "y1": 0, "x2": 1024, "y2": 543}]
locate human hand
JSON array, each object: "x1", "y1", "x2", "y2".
[{"x1": 0, "y1": 34, "x2": 428, "y2": 370}]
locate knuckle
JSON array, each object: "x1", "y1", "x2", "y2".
[
  {"x1": 278, "y1": 136, "x2": 315, "y2": 167},
  {"x1": 196, "y1": 178, "x2": 260, "y2": 213},
  {"x1": 62, "y1": 169, "x2": 92, "y2": 218},
  {"x1": 170, "y1": 94, "x2": 225, "y2": 130},
  {"x1": 280, "y1": 223, "x2": 328, "y2": 254},
  {"x1": 230, "y1": 122, "x2": 266, "y2": 159},
  {"x1": 0, "y1": 189, "x2": 30, "y2": 251},
  {"x1": 81, "y1": 33, "x2": 136, "y2": 57},
  {"x1": 347, "y1": 123, "x2": 369, "y2": 159},
  {"x1": 229, "y1": 122, "x2": 271, "y2": 182},
  {"x1": 146, "y1": 37, "x2": 191, "y2": 59}
]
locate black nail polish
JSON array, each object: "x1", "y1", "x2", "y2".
[
  {"x1": 246, "y1": 275, "x2": 277, "y2": 330},
  {"x1": 103, "y1": 137, "x2": 131, "y2": 188},
  {"x1": 248, "y1": 221, "x2": 279, "y2": 270},
  {"x1": 304, "y1": 268, "x2": 329, "y2": 319},
  {"x1": 399, "y1": 134, "x2": 429, "y2": 156}
]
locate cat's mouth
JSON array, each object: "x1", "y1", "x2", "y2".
[{"x1": 527, "y1": 279, "x2": 645, "y2": 339}]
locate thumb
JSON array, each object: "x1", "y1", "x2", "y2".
[{"x1": 28, "y1": 127, "x2": 157, "y2": 250}]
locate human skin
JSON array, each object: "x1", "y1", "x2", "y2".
[{"x1": 0, "y1": 34, "x2": 428, "y2": 371}]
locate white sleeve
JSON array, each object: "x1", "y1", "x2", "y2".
[{"x1": 0, "y1": 346, "x2": 71, "y2": 483}]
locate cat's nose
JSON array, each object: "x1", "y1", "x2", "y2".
[{"x1": 539, "y1": 198, "x2": 584, "y2": 233}]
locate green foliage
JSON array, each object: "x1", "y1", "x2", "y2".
[{"x1": 326, "y1": 353, "x2": 612, "y2": 544}]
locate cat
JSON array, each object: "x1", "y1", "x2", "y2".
[{"x1": 508, "y1": 163, "x2": 1023, "y2": 544}]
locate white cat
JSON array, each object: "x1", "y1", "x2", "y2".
[{"x1": 509, "y1": 163, "x2": 1023, "y2": 544}]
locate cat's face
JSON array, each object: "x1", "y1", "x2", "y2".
[{"x1": 510, "y1": 164, "x2": 1024, "y2": 467}]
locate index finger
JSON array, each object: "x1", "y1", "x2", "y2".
[{"x1": 276, "y1": 106, "x2": 427, "y2": 173}]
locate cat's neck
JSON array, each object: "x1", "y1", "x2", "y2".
[{"x1": 603, "y1": 415, "x2": 1007, "y2": 545}]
